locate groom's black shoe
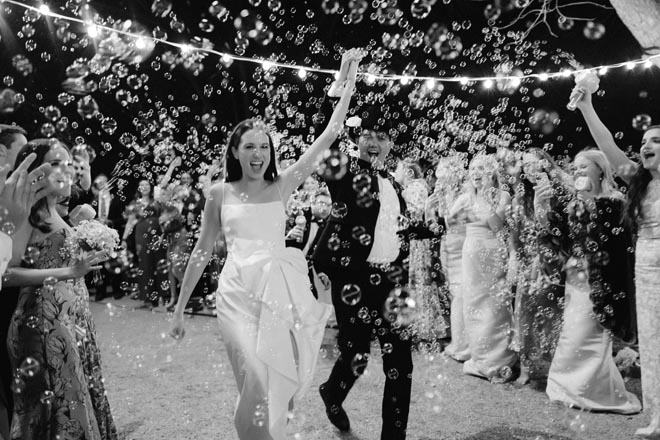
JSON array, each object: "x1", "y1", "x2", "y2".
[{"x1": 319, "y1": 383, "x2": 350, "y2": 432}]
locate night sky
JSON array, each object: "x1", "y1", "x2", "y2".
[{"x1": 0, "y1": 0, "x2": 658, "y2": 198}]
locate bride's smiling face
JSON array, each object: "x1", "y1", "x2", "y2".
[{"x1": 233, "y1": 128, "x2": 272, "y2": 180}]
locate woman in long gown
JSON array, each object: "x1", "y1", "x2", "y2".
[
  {"x1": 3, "y1": 139, "x2": 116, "y2": 439},
  {"x1": 574, "y1": 88, "x2": 660, "y2": 436},
  {"x1": 510, "y1": 149, "x2": 570, "y2": 384},
  {"x1": 537, "y1": 149, "x2": 640, "y2": 414},
  {"x1": 450, "y1": 154, "x2": 517, "y2": 382},
  {"x1": 170, "y1": 50, "x2": 361, "y2": 440},
  {"x1": 396, "y1": 159, "x2": 450, "y2": 344},
  {"x1": 435, "y1": 153, "x2": 469, "y2": 361}
]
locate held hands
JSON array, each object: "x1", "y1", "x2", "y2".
[
  {"x1": 0, "y1": 153, "x2": 52, "y2": 235},
  {"x1": 329, "y1": 48, "x2": 364, "y2": 97}
]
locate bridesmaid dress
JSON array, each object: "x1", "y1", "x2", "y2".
[
  {"x1": 546, "y1": 258, "x2": 641, "y2": 414},
  {"x1": 458, "y1": 193, "x2": 517, "y2": 380},
  {"x1": 7, "y1": 229, "x2": 116, "y2": 439},
  {"x1": 216, "y1": 184, "x2": 331, "y2": 440},
  {"x1": 635, "y1": 179, "x2": 660, "y2": 428}
]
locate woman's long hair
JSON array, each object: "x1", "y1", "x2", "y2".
[
  {"x1": 133, "y1": 179, "x2": 154, "y2": 203},
  {"x1": 625, "y1": 125, "x2": 660, "y2": 231},
  {"x1": 14, "y1": 138, "x2": 70, "y2": 233},
  {"x1": 224, "y1": 119, "x2": 278, "y2": 183}
]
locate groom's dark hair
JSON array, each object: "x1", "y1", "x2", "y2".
[{"x1": 224, "y1": 119, "x2": 278, "y2": 183}]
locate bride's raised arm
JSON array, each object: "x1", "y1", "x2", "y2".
[{"x1": 277, "y1": 48, "x2": 363, "y2": 198}]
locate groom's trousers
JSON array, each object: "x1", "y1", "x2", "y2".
[{"x1": 321, "y1": 265, "x2": 413, "y2": 440}]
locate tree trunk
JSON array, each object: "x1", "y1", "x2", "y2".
[{"x1": 610, "y1": 0, "x2": 660, "y2": 66}]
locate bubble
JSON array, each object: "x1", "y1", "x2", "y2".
[
  {"x1": 151, "y1": 0, "x2": 173, "y2": 18},
  {"x1": 557, "y1": 16, "x2": 574, "y2": 31},
  {"x1": 369, "y1": 273, "x2": 382, "y2": 285},
  {"x1": 18, "y1": 357, "x2": 40, "y2": 378},
  {"x1": 352, "y1": 173, "x2": 372, "y2": 194},
  {"x1": 632, "y1": 114, "x2": 652, "y2": 131},
  {"x1": 252, "y1": 404, "x2": 266, "y2": 427},
  {"x1": 326, "y1": 233, "x2": 341, "y2": 251},
  {"x1": 40, "y1": 123, "x2": 56, "y2": 138},
  {"x1": 499, "y1": 366, "x2": 512, "y2": 380},
  {"x1": 383, "y1": 286, "x2": 417, "y2": 327},
  {"x1": 40, "y1": 390, "x2": 55, "y2": 405},
  {"x1": 350, "y1": 353, "x2": 369, "y2": 376},
  {"x1": 583, "y1": 21, "x2": 605, "y2": 40},
  {"x1": 340, "y1": 283, "x2": 362, "y2": 306},
  {"x1": 317, "y1": 149, "x2": 348, "y2": 181},
  {"x1": 77, "y1": 95, "x2": 99, "y2": 119},
  {"x1": 10, "y1": 375, "x2": 25, "y2": 394},
  {"x1": 101, "y1": 117, "x2": 118, "y2": 134},
  {"x1": 43, "y1": 105, "x2": 61, "y2": 121},
  {"x1": 43, "y1": 277, "x2": 58, "y2": 288},
  {"x1": 410, "y1": 1, "x2": 431, "y2": 19},
  {"x1": 1, "y1": 222, "x2": 15, "y2": 236},
  {"x1": 483, "y1": 5, "x2": 501, "y2": 21},
  {"x1": 23, "y1": 246, "x2": 40, "y2": 265},
  {"x1": 330, "y1": 202, "x2": 348, "y2": 219},
  {"x1": 382, "y1": 342, "x2": 393, "y2": 354}
]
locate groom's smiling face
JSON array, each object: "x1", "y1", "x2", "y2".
[{"x1": 358, "y1": 129, "x2": 391, "y2": 167}]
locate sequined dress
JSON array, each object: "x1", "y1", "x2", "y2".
[
  {"x1": 7, "y1": 229, "x2": 117, "y2": 440},
  {"x1": 636, "y1": 179, "x2": 660, "y2": 424}
]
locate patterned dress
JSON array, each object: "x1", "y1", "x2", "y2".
[
  {"x1": 636, "y1": 179, "x2": 660, "y2": 425},
  {"x1": 7, "y1": 229, "x2": 117, "y2": 440}
]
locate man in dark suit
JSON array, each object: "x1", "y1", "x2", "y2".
[{"x1": 313, "y1": 105, "x2": 413, "y2": 440}]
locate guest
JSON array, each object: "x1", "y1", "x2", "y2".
[
  {"x1": 450, "y1": 154, "x2": 517, "y2": 382},
  {"x1": 434, "y1": 153, "x2": 470, "y2": 361},
  {"x1": 397, "y1": 158, "x2": 450, "y2": 345},
  {"x1": 91, "y1": 174, "x2": 125, "y2": 300},
  {"x1": 510, "y1": 148, "x2": 569, "y2": 384},
  {"x1": 3, "y1": 139, "x2": 117, "y2": 439},
  {"x1": 133, "y1": 202, "x2": 167, "y2": 307},
  {"x1": 133, "y1": 179, "x2": 155, "y2": 213},
  {"x1": 158, "y1": 204, "x2": 193, "y2": 310},
  {"x1": 539, "y1": 149, "x2": 640, "y2": 414},
  {"x1": 0, "y1": 124, "x2": 30, "y2": 434},
  {"x1": 286, "y1": 186, "x2": 333, "y2": 299},
  {"x1": 0, "y1": 150, "x2": 51, "y2": 439},
  {"x1": 574, "y1": 88, "x2": 660, "y2": 436}
]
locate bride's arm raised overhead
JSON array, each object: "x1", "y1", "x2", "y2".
[
  {"x1": 276, "y1": 48, "x2": 363, "y2": 199},
  {"x1": 170, "y1": 182, "x2": 223, "y2": 339}
]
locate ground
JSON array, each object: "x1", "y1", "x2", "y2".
[{"x1": 92, "y1": 298, "x2": 646, "y2": 440}]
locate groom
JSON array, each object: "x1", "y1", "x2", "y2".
[{"x1": 313, "y1": 104, "x2": 412, "y2": 440}]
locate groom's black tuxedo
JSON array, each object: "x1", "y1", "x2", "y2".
[{"x1": 313, "y1": 155, "x2": 413, "y2": 440}]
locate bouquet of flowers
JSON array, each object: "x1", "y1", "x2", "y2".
[{"x1": 63, "y1": 219, "x2": 120, "y2": 283}]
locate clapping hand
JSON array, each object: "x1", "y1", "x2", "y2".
[
  {"x1": 0, "y1": 153, "x2": 52, "y2": 234},
  {"x1": 69, "y1": 250, "x2": 108, "y2": 278}
]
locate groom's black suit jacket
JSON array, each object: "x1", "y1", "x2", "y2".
[{"x1": 312, "y1": 156, "x2": 409, "y2": 276}]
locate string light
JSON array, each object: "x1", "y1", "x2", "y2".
[
  {"x1": 297, "y1": 68, "x2": 307, "y2": 79},
  {"x1": 483, "y1": 79, "x2": 493, "y2": 89},
  {"x1": 4, "y1": 0, "x2": 660, "y2": 85}
]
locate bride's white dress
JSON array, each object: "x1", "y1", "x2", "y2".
[{"x1": 217, "y1": 195, "x2": 332, "y2": 439}]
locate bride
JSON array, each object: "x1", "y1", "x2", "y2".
[{"x1": 170, "y1": 49, "x2": 362, "y2": 440}]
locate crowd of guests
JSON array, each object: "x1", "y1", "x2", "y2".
[{"x1": 0, "y1": 78, "x2": 659, "y2": 439}]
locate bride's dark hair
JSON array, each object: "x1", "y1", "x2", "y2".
[
  {"x1": 224, "y1": 119, "x2": 278, "y2": 183},
  {"x1": 625, "y1": 124, "x2": 660, "y2": 232}
]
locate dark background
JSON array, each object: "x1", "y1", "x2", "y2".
[{"x1": 0, "y1": 0, "x2": 658, "y2": 198}]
